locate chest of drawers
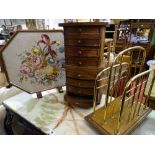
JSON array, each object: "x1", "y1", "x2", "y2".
[{"x1": 59, "y1": 22, "x2": 107, "y2": 108}]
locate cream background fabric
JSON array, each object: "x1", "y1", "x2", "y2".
[{"x1": 2, "y1": 31, "x2": 65, "y2": 93}]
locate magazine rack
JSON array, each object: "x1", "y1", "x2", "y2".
[{"x1": 85, "y1": 46, "x2": 154, "y2": 134}]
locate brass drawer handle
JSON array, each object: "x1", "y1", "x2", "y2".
[
  {"x1": 79, "y1": 28, "x2": 82, "y2": 32},
  {"x1": 77, "y1": 74, "x2": 81, "y2": 77},
  {"x1": 78, "y1": 90, "x2": 81, "y2": 93},
  {"x1": 78, "y1": 83, "x2": 81, "y2": 86},
  {"x1": 78, "y1": 51, "x2": 82, "y2": 54},
  {"x1": 78, "y1": 40, "x2": 81, "y2": 43},
  {"x1": 78, "y1": 61, "x2": 82, "y2": 65}
]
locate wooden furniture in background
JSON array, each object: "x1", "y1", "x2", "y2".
[
  {"x1": 115, "y1": 39, "x2": 128, "y2": 53},
  {"x1": 128, "y1": 42, "x2": 150, "y2": 56},
  {"x1": 127, "y1": 19, "x2": 155, "y2": 55},
  {"x1": 115, "y1": 20, "x2": 130, "y2": 53},
  {"x1": 105, "y1": 24, "x2": 116, "y2": 52},
  {"x1": 59, "y1": 22, "x2": 107, "y2": 108},
  {"x1": 129, "y1": 19, "x2": 155, "y2": 42},
  {"x1": 104, "y1": 39, "x2": 113, "y2": 66},
  {"x1": 115, "y1": 19, "x2": 155, "y2": 54}
]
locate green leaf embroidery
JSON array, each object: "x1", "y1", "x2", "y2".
[
  {"x1": 21, "y1": 60, "x2": 26, "y2": 64},
  {"x1": 26, "y1": 52, "x2": 31, "y2": 56},
  {"x1": 20, "y1": 76, "x2": 24, "y2": 81}
]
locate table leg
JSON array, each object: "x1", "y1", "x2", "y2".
[{"x1": 4, "y1": 110, "x2": 14, "y2": 135}]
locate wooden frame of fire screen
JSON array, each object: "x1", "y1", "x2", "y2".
[{"x1": 1, "y1": 30, "x2": 65, "y2": 95}]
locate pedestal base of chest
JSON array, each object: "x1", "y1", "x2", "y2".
[{"x1": 64, "y1": 93, "x2": 99, "y2": 109}]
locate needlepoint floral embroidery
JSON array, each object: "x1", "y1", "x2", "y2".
[{"x1": 18, "y1": 34, "x2": 64, "y2": 86}]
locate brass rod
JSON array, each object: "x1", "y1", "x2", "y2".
[
  {"x1": 132, "y1": 75, "x2": 144, "y2": 119},
  {"x1": 112, "y1": 63, "x2": 125, "y2": 121},
  {"x1": 93, "y1": 67, "x2": 111, "y2": 113},
  {"x1": 136, "y1": 78, "x2": 147, "y2": 116},
  {"x1": 128, "y1": 78, "x2": 139, "y2": 122},
  {"x1": 126, "y1": 83, "x2": 142, "y2": 93},
  {"x1": 110, "y1": 67, "x2": 117, "y2": 103},
  {"x1": 96, "y1": 84, "x2": 108, "y2": 89},
  {"x1": 137, "y1": 74, "x2": 149, "y2": 116},
  {"x1": 103, "y1": 66, "x2": 113, "y2": 121},
  {"x1": 148, "y1": 70, "x2": 155, "y2": 107},
  {"x1": 112, "y1": 63, "x2": 123, "y2": 117},
  {"x1": 124, "y1": 94, "x2": 134, "y2": 102},
  {"x1": 144, "y1": 70, "x2": 155, "y2": 108},
  {"x1": 143, "y1": 73, "x2": 152, "y2": 108},
  {"x1": 97, "y1": 76, "x2": 108, "y2": 82},
  {"x1": 93, "y1": 77, "x2": 98, "y2": 113},
  {"x1": 116, "y1": 86, "x2": 128, "y2": 134}
]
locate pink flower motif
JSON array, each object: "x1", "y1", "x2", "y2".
[
  {"x1": 20, "y1": 65, "x2": 32, "y2": 75},
  {"x1": 37, "y1": 34, "x2": 57, "y2": 58},
  {"x1": 28, "y1": 72, "x2": 34, "y2": 77},
  {"x1": 32, "y1": 56, "x2": 42, "y2": 66}
]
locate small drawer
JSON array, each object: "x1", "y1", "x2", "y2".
[
  {"x1": 67, "y1": 85, "x2": 94, "y2": 96},
  {"x1": 65, "y1": 39, "x2": 100, "y2": 47},
  {"x1": 66, "y1": 58, "x2": 99, "y2": 67},
  {"x1": 65, "y1": 33, "x2": 100, "y2": 39},
  {"x1": 66, "y1": 78, "x2": 95, "y2": 88},
  {"x1": 64, "y1": 27, "x2": 100, "y2": 34},
  {"x1": 66, "y1": 71, "x2": 96, "y2": 80},
  {"x1": 65, "y1": 47, "x2": 99, "y2": 57}
]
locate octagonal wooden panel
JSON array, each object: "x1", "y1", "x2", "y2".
[{"x1": 2, "y1": 30, "x2": 65, "y2": 93}]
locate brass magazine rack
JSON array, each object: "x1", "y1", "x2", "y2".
[{"x1": 85, "y1": 46, "x2": 154, "y2": 134}]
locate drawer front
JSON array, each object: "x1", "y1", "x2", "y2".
[
  {"x1": 66, "y1": 58, "x2": 99, "y2": 67},
  {"x1": 64, "y1": 27, "x2": 100, "y2": 34},
  {"x1": 65, "y1": 33, "x2": 100, "y2": 39},
  {"x1": 66, "y1": 78, "x2": 95, "y2": 88},
  {"x1": 66, "y1": 71, "x2": 96, "y2": 80},
  {"x1": 65, "y1": 47, "x2": 99, "y2": 57},
  {"x1": 67, "y1": 85, "x2": 94, "y2": 96},
  {"x1": 65, "y1": 38, "x2": 100, "y2": 47}
]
